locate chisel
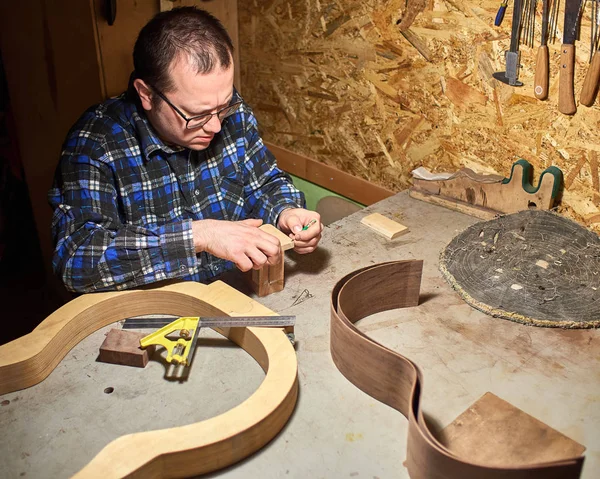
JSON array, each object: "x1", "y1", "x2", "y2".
[
  {"x1": 580, "y1": 0, "x2": 600, "y2": 106},
  {"x1": 534, "y1": 0, "x2": 550, "y2": 99},
  {"x1": 558, "y1": 0, "x2": 584, "y2": 114}
]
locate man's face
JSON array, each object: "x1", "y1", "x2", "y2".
[{"x1": 136, "y1": 56, "x2": 235, "y2": 151}]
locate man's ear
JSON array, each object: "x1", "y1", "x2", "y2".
[{"x1": 133, "y1": 79, "x2": 153, "y2": 111}]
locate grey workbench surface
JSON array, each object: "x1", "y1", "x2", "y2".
[{"x1": 1, "y1": 191, "x2": 598, "y2": 478}]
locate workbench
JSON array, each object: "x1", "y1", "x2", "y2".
[{"x1": 1, "y1": 191, "x2": 598, "y2": 478}]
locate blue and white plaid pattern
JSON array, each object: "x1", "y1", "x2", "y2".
[{"x1": 49, "y1": 89, "x2": 304, "y2": 292}]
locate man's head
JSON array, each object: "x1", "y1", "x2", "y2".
[{"x1": 132, "y1": 7, "x2": 238, "y2": 151}]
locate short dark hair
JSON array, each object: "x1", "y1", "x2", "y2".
[{"x1": 133, "y1": 7, "x2": 234, "y2": 93}]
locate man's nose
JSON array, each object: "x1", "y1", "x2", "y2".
[{"x1": 203, "y1": 114, "x2": 222, "y2": 134}]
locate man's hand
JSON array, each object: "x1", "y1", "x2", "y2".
[
  {"x1": 277, "y1": 208, "x2": 322, "y2": 254},
  {"x1": 192, "y1": 219, "x2": 282, "y2": 271}
]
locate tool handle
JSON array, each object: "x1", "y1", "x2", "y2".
[
  {"x1": 558, "y1": 44, "x2": 577, "y2": 115},
  {"x1": 495, "y1": 2, "x2": 508, "y2": 26},
  {"x1": 534, "y1": 45, "x2": 549, "y2": 100},
  {"x1": 580, "y1": 51, "x2": 600, "y2": 107}
]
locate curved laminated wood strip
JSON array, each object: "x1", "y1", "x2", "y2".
[
  {"x1": 0, "y1": 281, "x2": 298, "y2": 478},
  {"x1": 330, "y1": 260, "x2": 584, "y2": 479}
]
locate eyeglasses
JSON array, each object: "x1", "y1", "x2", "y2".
[{"x1": 152, "y1": 87, "x2": 242, "y2": 130}]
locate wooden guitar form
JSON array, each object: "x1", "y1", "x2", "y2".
[
  {"x1": 409, "y1": 160, "x2": 563, "y2": 220},
  {"x1": 330, "y1": 260, "x2": 585, "y2": 478},
  {"x1": 0, "y1": 281, "x2": 298, "y2": 478}
]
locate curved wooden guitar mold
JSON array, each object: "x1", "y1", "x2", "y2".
[
  {"x1": 0, "y1": 281, "x2": 298, "y2": 478},
  {"x1": 410, "y1": 160, "x2": 563, "y2": 220},
  {"x1": 330, "y1": 260, "x2": 584, "y2": 479}
]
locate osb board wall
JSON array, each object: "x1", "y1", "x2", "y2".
[{"x1": 238, "y1": 0, "x2": 600, "y2": 229}]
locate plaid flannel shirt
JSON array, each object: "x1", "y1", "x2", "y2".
[{"x1": 49, "y1": 89, "x2": 305, "y2": 293}]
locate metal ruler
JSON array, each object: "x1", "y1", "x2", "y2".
[{"x1": 123, "y1": 315, "x2": 296, "y2": 329}]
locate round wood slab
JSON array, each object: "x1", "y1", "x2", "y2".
[{"x1": 440, "y1": 210, "x2": 600, "y2": 328}]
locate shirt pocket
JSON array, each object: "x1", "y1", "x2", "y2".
[{"x1": 216, "y1": 163, "x2": 245, "y2": 221}]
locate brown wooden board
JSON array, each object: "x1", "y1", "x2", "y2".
[
  {"x1": 330, "y1": 260, "x2": 585, "y2": 478},
  {"x1": 438, "y1": 392, "x2": 586, "y2": 467},
  {"x1": 267, "y1": 142, "x2": 395, "y2": 206}
]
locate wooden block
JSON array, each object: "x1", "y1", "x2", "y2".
[
  {"x1": 246, "y1": 245, "x2": 285, "y2": 297},
  {"x1": 259, "y1": 224, "x2": 294, "y2": 251},
  {"x1": 360, "y1": 213, "x2": 409, "y2": 240},
  {"x1": 98, "y1": 329, "x2": 155, "y2": 368},
  {"x1": 438, "y1": 392, "x2": 586, "y2": 467},
  {"x1": 246, "y1": 225, "x2": 292, "y2": 298}
]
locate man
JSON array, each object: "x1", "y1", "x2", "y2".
[{"x1": 49, "y1": 7, "x2": 321, "y2": 293}]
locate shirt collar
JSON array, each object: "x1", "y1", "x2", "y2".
[{"x1": 136, "y1": 110, "x2": 185, "y2": 157}]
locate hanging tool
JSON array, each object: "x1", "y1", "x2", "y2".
[
  {"x1": 495, "y1": 0, "x2": 509, "y2": 26},
  {"x1": 522, "y1": 0, "x2": 539, "y2": 48},
  {"x1": 534, "y1": 0, "x2": 551, "y2": 99},
  {"x1": 493, "y1": 0, "x2": 525, "y2": 86},
  {"x1": 580, "y1": 0, "x2": 600, "y2": 106},
  {"x1": 558, "y1": 0, "x2": 584, "y2": 114},
  {"x1": 549, "y1": 0, "x2": 561, "y2": 45},
  {"x1": 134, "y1": 315, "x2": 296, "y2": 367}
]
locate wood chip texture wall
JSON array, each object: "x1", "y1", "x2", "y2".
[{"x1": 238, "y1": 0, "x2": 600, "y2": 229}]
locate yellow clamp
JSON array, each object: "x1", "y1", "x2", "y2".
[{"x1": 139, "y1": 316, "x2": 200, "y2": 365}]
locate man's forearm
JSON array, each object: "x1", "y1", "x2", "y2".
[{"x1": 53, "y1": 219, "x2": 198, "y2": 292}]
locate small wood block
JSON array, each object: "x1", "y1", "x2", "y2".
[
  {"x1": 438, "y1": 392, "x2": 586, "y2": 467},
  {"x1": 259, "y1": 224, "x2": 294, "y2": 251},
  {"x1": 246, "y1": 225, "x2": 291, "y2": 298},
  {"x1": 98, "y1": 329, "x2": 155, "y2": 368},
  {"x1": 360, "y1": 213, "x2": 409, "y2": 240},
  {"x1": 246, "y1": 245, "x2": 285, "y2": 297}
]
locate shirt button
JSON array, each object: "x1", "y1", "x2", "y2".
[{"x1": 194, "y1": 189, "x2": 200, "y2": 196}]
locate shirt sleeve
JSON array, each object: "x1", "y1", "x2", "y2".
[
  {"x1": 48, "y1": 137, "x2": 198, "y2": 293},
  {"x1": 241, "y1": 111, "x2": 306, "y2": 224}
]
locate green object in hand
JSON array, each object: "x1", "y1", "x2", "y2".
[{"x1": 301, "y1": 219, "x2": 318, "y2": 231}]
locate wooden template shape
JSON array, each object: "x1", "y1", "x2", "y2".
[
  {"x1": 330, "y1": 260, "x2": 584, "y2": 479},
  {"x1": 98, "y1": 328, "x2": 154, "y2": 368},
  {"x1": 360, "y1": 213, "x2": 409, "y2": 240},
  {"x1": 409, "y1": 160, "x2": 563, "y2": 220},
  {"x1": 0, "y1": 281, "x2": 298, "y2": 478}
]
